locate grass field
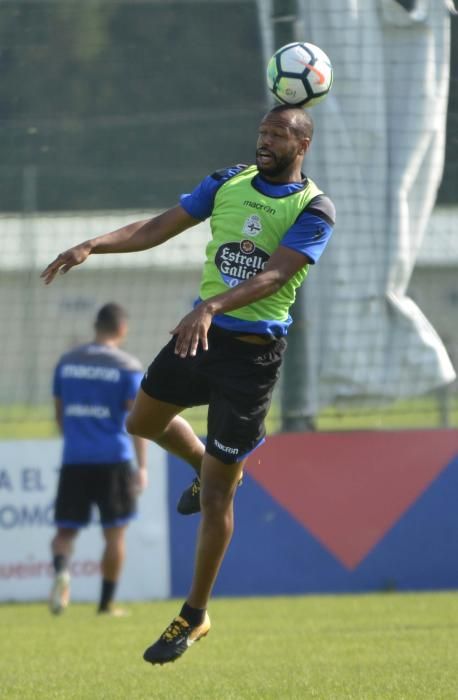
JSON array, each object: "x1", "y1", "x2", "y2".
[
  {"x1": 1, "y1": 392, "x2": 457, "y2": 439},
  {"x1": 1, "y1": 592, "x2": 457, "y2": 699}
]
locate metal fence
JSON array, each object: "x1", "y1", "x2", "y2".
[{"x1": 1, "y1": 0, "x2": 457, "y2": 436}]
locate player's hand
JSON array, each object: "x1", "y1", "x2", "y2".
[
  {"x1": 40, "y1": 241, "x2": 92, "y2": 284},
  {"x1": 170, "y1": 304, "x2": 214, "y2": 358}
]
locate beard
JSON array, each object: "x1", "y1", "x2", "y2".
[{"x1": 256, "y1": 149, "x2": 297, "y2": 178}]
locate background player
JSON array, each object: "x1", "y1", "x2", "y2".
[{"x1": 49, "y1": 303, "x2": 147, "y2": 616}]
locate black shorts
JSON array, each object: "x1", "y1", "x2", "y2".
[
  {"x1": 141, "y1": 324, "x2": 287, "y2": 464},
  {"x1": 54, "y1": 462, "x2": 137, "y2": 528}
]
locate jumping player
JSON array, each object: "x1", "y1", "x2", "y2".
[{"x1": 41, "y1": 105, "x2": 335, "y2": 662}]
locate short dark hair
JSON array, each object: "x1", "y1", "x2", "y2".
[
  {"x1": 94, "y1": 303, "x2": 128, "y2": 334},
  {"x1": 269, "y1": 104, "x2": 314, "y2": 140}
]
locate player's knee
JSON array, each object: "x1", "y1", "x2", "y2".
[
  {"x1": 126, "y1": 412, "x2": 151, "y2": 437},
  {"x1": 53, "y1": 527, "x2": 77, "y2": 546},
  {"x1": 200, "y1": 482, "x2": 233, "y2": 515},
  {"x1": 126, "y1": 410, "x2": 161, "y2": 441}
]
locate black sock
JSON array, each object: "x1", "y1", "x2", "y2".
[
  {"x1": 53, "y1": 554, "x2": 67, "y2": 575},
  {"x1": 180, "y1": 602, "x2": 206, "y2": 627},
  {"x1": 98, "y1": 579, "x2": 117, "y2": 612}
]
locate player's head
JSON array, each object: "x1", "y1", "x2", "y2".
[
  {"x1": 269, "y1": 104, "x2": 314, "y2": 140},
  {"x1": 94, "y1": 303, "x2": 128, "y2": 343},
  {"x1": 256, "y1": 105, "x2": 313, "y2": 180}
]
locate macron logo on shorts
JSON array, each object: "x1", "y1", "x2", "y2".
[{"x1": 214, "y1": 439, "x2": 239, "y2": 455}]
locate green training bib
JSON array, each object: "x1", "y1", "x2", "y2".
[{"x1": 199, "y1": 165, "x2": 322, "y2": 323}]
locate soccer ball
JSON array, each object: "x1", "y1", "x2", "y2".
[{"x1": 267, "y1": 42, "x2": 333, "y2": 108}]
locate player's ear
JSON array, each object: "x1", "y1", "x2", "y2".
[{"x1": 300, "y1": 137, "x2": 311, "y2": 155}]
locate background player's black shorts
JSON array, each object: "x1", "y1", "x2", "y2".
[
  {"x1": 54, "y1": 461, "x2": 137, "y2": 528},
  {"x1": 141, "y1": 324, "x2": 287, "y2": 464}
]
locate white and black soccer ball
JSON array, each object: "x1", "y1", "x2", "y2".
[{"x1": 267, "y1": 42, "x2": 333, "y2": 108}]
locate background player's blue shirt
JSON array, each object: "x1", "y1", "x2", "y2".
[
  {"x1": 53, "y1": 343, "x2": 143, "y2": 466},
  {"x1": 180, "y1": 165, "x2": 335, "y2": 264}
]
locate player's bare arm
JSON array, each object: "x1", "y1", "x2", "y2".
[
  {"x1": 171, "y1": 245, "x2": 311, "y2": 358},
  {"x1": 40, "y1": 206, "x2": 198, "y2": 285}
]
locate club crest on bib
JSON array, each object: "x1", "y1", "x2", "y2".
[
  {"x1": 215, "y1": 240, "x2": 270, "y2": 288},
  {"x1": 242, "y1": 214, "x2": 262, "y2": 236}
]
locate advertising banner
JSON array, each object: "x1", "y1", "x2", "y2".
[
  {"x1": 168, "y1": 430, "x2": 458, "y2": 596},
  {"x1": 0, "y1": 440, "x2": 170, "y2": 602}
]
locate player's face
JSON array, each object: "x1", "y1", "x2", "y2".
[{"x1": 256, "y1": 112, "x2": 308, "y2": 180}]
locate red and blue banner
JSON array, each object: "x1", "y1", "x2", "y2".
[
  {"x1": 168, "y1": 430, "x2": 458, "y2": 596},
  {"x1": 1, "y1": 431, "x2": 457, "y2": 602}
]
